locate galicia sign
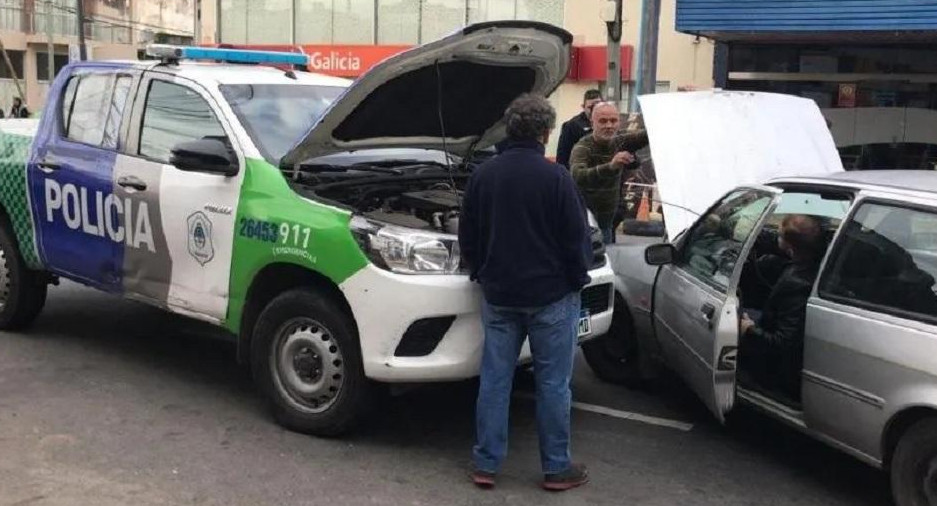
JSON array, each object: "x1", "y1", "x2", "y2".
[
  {"x1": 300, "y1": 45, "x2": 411, "y2": 77},
  {"x1": 309, "y1": 51, "x2": 362, "y2": 73}
]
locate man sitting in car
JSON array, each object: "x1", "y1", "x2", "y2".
[{"x1": 740, "y1": 214, "x2": 825, "y2": 402}]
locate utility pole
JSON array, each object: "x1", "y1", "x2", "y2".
[
  {"x1": 631, "y1": 0, "x2": 661, "y2": 111},
  {"x1": 45, "y1": 0, "x2": 54, "y2": 84},
  {"x1": 602, "y1": 0, "x2": 624, "y2": 106},
  {"x1": 76, "y1": 0, "x2": 87, "y2": 60}
]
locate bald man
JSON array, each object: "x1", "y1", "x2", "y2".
[
  {"x1": 569, "y1": 102, "x2": 648, "y2": 243},
  {"x1": 740, "y1": 214, "x2": 825, "y2": 402}
]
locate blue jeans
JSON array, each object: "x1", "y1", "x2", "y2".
[
  {"x1": 601, "y1": 225, "x2": 615, "y2": 244},
  {"x1": 473, "y1": 291, "x2": 581, "y2": 475}
]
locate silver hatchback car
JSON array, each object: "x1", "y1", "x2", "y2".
[{"x1": 584, "y1": 91, "x2": 937, "y2": 506}]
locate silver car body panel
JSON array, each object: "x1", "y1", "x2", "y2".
[{"x1": 612, "y1": 170, "x2": 937, "y2": 470}]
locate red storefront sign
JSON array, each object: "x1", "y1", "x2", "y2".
[{"x1": 210, "y1": 43, "x2": 633, "y2": 81}]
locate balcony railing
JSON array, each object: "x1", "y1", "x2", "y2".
[{"x1": 0, "y1": 5, "x2": 136, "y2": 44}]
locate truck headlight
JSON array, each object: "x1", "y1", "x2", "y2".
[{"x1": 351, "y1": 216, "x2": 462, "y2": 275}]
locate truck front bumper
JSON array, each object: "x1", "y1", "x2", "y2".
[{"x1": 339, "y1": 261, "x2": 616, "y2": 382}]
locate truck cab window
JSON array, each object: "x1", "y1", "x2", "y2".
[
  {"x1": 138, "y1": 80, "x2": 228, "y2": 163},
  {"x1": 63, "y1": 73, "x2": 112, "y2": 146}
]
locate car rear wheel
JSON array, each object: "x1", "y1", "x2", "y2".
[
  {"x1": 0, "y1": 222, "x2": 46, "y2": 330},
  {"x1": 251, "y1": 288, "x2": 369, "y2": 437},
  {"x1": 892, "y1": 417, "x2": 937, "y2": 506},
  {"x1": 581, "y1": 299, "x2": 645, "y2": 387}
]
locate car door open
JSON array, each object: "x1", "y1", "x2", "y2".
[{"x1": 651, "y1": 186, "x2": 782, "y2": 422}]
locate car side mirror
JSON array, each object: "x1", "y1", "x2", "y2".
[
  {"x1": 170, "y1": 139, "x2": 238, "y2": 176},
  {"x1": 645, "y1": 243, "x2": 676, "y2": 266}
]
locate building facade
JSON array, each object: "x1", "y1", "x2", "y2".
[
  {"x1": 0, "y1": 0, "x2": 196, "y2": 113},
  {"x1": 204, "y1": 0, "x2": 715, "y2": 154},
  {"x1": 677, "y1": 0, "x2": 937, "y2": 170}
]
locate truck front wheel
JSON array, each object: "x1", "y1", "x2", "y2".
[
  {"x1": 0, "y1": 223, "x2": 47, "y2": 330},
  {"x1": 251, "y1": 288, "x2": 369, "y2": 437}
]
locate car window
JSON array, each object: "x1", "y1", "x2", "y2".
[
  {"x1": 678, "y1": 188, "x2": 774, "y2": 291},
  {"x1": 64, "y1": 73, "x2": 112, "y2": 146},
  {"x1": 102, "y1": 75, "x2": 132, "y2": 149},
  {"x1": 819, "y1": 202, "x2": 937, "y2": 323},
  {"x1": 139, "y1": 80, "x2": 227, "y2": 163},
  {"x1": 61, "y1": 73, "x2": 134, "y2": 150}
]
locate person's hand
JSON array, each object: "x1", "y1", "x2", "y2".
[
  {"x1": 610, "y1": 151, "x2": 635, "y2": 169},
  {"x1": 740, "y1": 313, "x2": 755, "y2": 335}
]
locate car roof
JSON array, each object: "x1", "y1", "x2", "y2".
[
  {"x1": 771, "y1": 170, "x2": 937, "y2": 197},
  {"x1": 73, "y1": 60, "x2": 352, "y2": 87}
]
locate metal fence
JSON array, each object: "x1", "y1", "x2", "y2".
[{"x1": 0, "y1": 4, "x2": 134, "y2": 44}]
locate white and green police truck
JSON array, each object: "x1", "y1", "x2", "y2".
[{"x1": 0, "y1": 21, "x2": 614, "y2": 435}]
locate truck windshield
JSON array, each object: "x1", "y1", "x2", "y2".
[{"x1": 220, "y1": 84, "x2": 344, "y2": 164}]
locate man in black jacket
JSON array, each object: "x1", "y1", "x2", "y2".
[
  {"x1": 555, "y1": 89, "x2": 602, "y2": 168},
  {"x1": 740, "y1": 214, "x2": 824, "y2": 402},
  {"x1": 460, "y1": 94, "x2": 591, "y2": 492}
]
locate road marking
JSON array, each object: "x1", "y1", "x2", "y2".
[{"x1": 514, "y1": 392, "x2": 694, "y2": 432}]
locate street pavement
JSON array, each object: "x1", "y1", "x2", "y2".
[{"x1": 0, "y1": 281, "x2": 892, "y2": 506}]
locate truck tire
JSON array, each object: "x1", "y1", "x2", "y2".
[
  {"x1": 581, "y1": 299, "x2": 644, "y2": 387},
  {"x1": 251, "y1": 288, "x2": 369, "y2": 437},
  {"x1": 891, "y1": 417, "x2": 937, "y2": 506},
  {"x1": 0, "y1": 222, "x2": 46, "y2": 330}
]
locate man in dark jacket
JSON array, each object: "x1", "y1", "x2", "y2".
[
  {"x1": 10, "y1": 97, "x2": 28, "y2": 118},
  {"x1": 570, "y1": 102, "x2": 648, "y2": 243},
  {"x1": 740, "y1": 214, "x2": 824, "y2": 402},
  {"x1": 460, "y1": 94, "x2": 591, "y2": 492},
  {"x1": 555, "y1": 89, "x2": 602, "y2": 168}
]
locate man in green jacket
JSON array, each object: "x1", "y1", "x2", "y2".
[{"x1": 569, "y1": 102, "x2": 649, "y2": 243}]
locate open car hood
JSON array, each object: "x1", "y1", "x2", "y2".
[
  {"x1": 281, "y1": 21, "x2": 572, "y2": 166},
  {"x1": 638, "y1": 90, "x2": 844, "y2": 239}
]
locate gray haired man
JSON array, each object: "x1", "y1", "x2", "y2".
[{"x1": 459, "y1": 94, "x2": 592, "y2": 491}]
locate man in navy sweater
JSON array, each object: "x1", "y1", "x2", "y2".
[{"x1": 459, "y1": 94, "x2": 592, "y2": 492}]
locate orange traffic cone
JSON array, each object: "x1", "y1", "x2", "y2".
[{"x1": 636, "y1": 190, "x2": 650, "y2": 221}]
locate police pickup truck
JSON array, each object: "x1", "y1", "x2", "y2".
[{"x1": 0, "y1": 22, "x2": 614, "y2": 435}]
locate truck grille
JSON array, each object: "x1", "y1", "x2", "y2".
[{"x1": 581, "y1": 284, "x2": 611, "y2": 315}]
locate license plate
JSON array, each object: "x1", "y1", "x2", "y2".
[{"x1": 577, "y1": 311, "x2": 592, "y2": 337}]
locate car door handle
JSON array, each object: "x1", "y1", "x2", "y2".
[
  {"x1": 701, "y1": 303, "x2": 716, "y2": 321},
  {"x1": 117, "y1": 176, "x2": 147, "y2": 191}
]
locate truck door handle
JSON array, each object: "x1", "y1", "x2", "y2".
[
  {"x1": 117, "y1": 176, "x2": 147, "y2": 191},
  {"x1": 701, "y1": 303, "x2": 716, "y2": 321},
  {"x1": 37, "y1": 159, "x2": 62, "y2": 172}
]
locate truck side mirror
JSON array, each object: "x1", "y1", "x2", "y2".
[
  {"x1": 645, "y1": 243, "x2": 676, "y2": 266},
  {"x1": 170, "y1": 139, "x2": 238, "y2": 177}
]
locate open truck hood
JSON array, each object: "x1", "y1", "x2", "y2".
[
  {"x1": 281, "y1": 21, "x2": 572, "y2": 166},
  {"x1": 638, "y1": 90, "x2": 844, "y2": 239}
]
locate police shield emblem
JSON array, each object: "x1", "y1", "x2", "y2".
[{"x1": 187, "y1": 211, "x2": 214, "y2": 266}]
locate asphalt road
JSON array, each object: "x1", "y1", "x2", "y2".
[{"x1": 0, "y1": 282, "x2": 892, "y2": 506}]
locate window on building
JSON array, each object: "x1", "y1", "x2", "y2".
[
  {"x1": 36, "y1": 52, "x2": 70, "y2": 82},
  {"x1": 468, "y1": 0, "x2": 510, "y2": 23},
  {"x1": 296, "y1": 0, "x2": 333, "y2": 44},
  {"x1": 220, "y1": 0, "x2": 248, "y2": 44},
  {"x1": 249, "y1": 0, "x2": 292, "y2": 44},
  {"x1": 819, "y1": 202, "x2": 937, "y2": 322},
  {"x1": 420, "y1": 0, "x2": 465, "y2": 43},
  {"x1": 516, "y1": 0, "x2": 564, "y2": 26},
  {"x1": 333, "y1": 0, "x2": 376, "y2": 44},
  {"x1": 139, "y1": 80, "x2": 228, "y2": 163},
  {"x1": 377, "y1": 0, "x2": 419, "y2": 44},
  {"x1": 0, "y1": 50, "x2": 25, "y2": 80},
  {"x1": 223, "y1": 0, "x2": 565, "y2": 45}
]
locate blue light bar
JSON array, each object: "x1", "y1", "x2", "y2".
[{"x1": 145, "y1": 44, "x2": 309, "y2": 66}]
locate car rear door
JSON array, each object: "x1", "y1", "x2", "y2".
[
  {"x1": 805, "y1": 193, "x2": 937, "y2": 458},
  {"x1": 28, "y1": 65, "x2": 140, "y2": 292},
  {"x1": 653, "y1": 186, "x2": 781, "y2": 421}
]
